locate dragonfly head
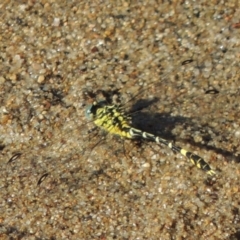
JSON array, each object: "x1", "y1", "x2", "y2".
[{"x1": 85, "y1": 101, "x2": 107, "y2": 120}]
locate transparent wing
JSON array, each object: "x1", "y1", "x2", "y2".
[
  {"x1": 44, "y1": 60, "x2": 239, "y2": 182},
  {"x1": 118, "y1": 62, "x2": 240, "y2": 160}
]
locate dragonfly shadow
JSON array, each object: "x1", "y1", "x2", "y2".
[{"x1": 129, "y1": 98, "x2": 239, "y2": 166}]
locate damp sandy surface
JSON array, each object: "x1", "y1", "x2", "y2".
[{"x1": 1, "y1": 1, "x2": 240, "y2": 239}]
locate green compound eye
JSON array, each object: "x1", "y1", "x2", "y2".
[
  {"x1": 85, "y1": 101, "x2": 109, "y2": 120},
  {"x1": 85, "y1": 104, "x2": 93, "y2": 120},
  {"x1": 86, "y1": 99, "x2": 215, "y2": 176}
]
